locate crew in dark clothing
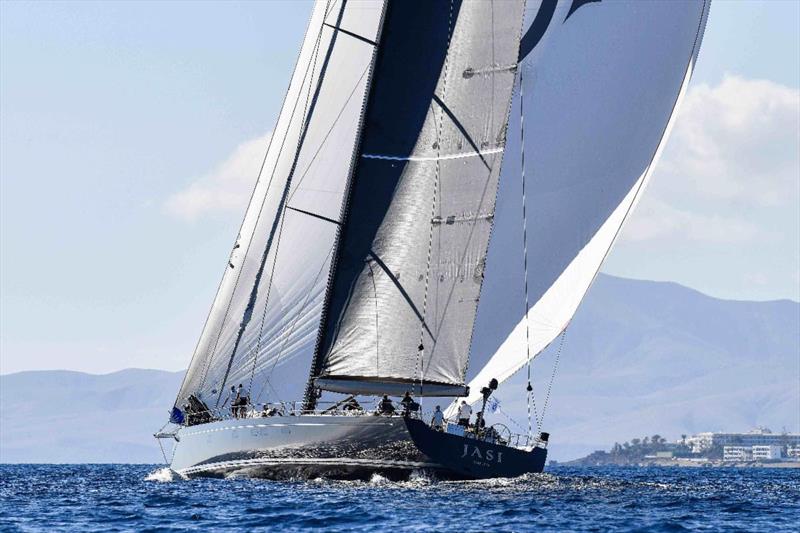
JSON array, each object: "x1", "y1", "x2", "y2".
[
  {"x1": 379, "y1": 395, "x2": 395, "y2": 415},
  {"x1": 401, "y1": 391, "x2": 414, "y2": 416},
  {"x1": 343, "y1": 397, "x2": 362, "y2": 412}
]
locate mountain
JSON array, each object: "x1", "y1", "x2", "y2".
[
  {"x1": 0, "y1": 369, "x2": 184, "y2": 463},
  {"x1": 1, "y1": 275, "x2": 797, "y2": 463},
  {"x1": 498, "y1": 274, "x2": 800, "y2": 461}
]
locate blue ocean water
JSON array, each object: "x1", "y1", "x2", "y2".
[{"x1": 1, "y1": 464, "x2": 798, "y2": 532}]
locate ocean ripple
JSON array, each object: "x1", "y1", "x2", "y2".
[{"x1": 0, "y1": 464, "x2": 797, "y2": 532}]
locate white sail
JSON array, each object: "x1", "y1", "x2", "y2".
[
  {"x1": 455, "y1": 0, "x2": 711, "y2": 410},
  {"x1": 175, "y1": 0, "x2": 385, "y2": 408}
]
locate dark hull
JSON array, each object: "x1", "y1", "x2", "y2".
[{"x1": 404, "y1": 418, "x2": 547, "y2": 479}]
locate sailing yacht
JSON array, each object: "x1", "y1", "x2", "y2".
[{"x1": 158, "y1": 0, "x2": 710, "y2": 479}]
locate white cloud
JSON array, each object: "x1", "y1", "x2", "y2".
[
  {"x1": 164, "y1": 132, "x2": 271, "y2": 221},
  {"x1": 657, "y1": 74, "x2": 799, "y2": 206},
  {"x1": 624, "y1": 75, "x2": 800, "y2": 244}
]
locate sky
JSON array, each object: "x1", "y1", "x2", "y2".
[{"x1": 1, "y1": 0, "x2": 798, "y2": 375}]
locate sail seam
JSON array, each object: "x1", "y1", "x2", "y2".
[{"x1": 361, "y1": 147, "x2": 503, "y2": 162}]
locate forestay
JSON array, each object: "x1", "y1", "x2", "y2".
[
  {"x1": 313, "y1": 0, "x2": 526, "y2": 397},
  {"x1": 174, "y1": 0, "x2": 385, "y2": 410},
  {"x1": 456, "y1": 0, "x2": 711, "y2": 409}
]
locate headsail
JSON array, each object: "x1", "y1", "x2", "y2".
[
  {"x1": 311, "y1": 0, "x2": 526, "y2": 397},
  {"x1": 458, "y1": 0, "x2": 711, "y2": 408},
  {"x1": 174, "y1": 0, "x2": 385, "y2": 410}
]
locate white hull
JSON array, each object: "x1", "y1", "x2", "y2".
[{"x1": 169, "y1": 414, "x2": 441, "y2": 479}]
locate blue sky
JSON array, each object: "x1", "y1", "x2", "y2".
[{"x1": 1, "y1": 0, "x2": 798, "y2": 374}]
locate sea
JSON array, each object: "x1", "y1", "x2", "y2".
[{"x1": 0, "y1": 464, "x2": 797, "y2": 532}]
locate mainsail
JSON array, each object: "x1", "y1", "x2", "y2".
[
  {"x1": 311, "y1": 0, "x2": 526, "y2": 397},
  {"x1": 459, "y1": 0, "x2": 712, "y2": 408},
  {"x1": 174, "y1": 0, "x2": 385, "y2": 409}
]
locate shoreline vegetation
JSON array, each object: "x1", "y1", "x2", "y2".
[{"x1": 558, "y1": 434, "x2": 800, "y2": 468}]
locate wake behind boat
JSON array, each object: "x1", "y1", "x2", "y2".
[{"x1": 155, "y1": 0, "x2": 710, "y2": 480}]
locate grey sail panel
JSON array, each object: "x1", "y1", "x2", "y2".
[
  {"x1": 314, "y1": 0, "x2": 526, "y2": 396},
  {"x1": 459, "y1": 0, "x2": 711, "y2": 406},
  {"x1": 174, "y1": 0, "x2": 385, "y2": 410}
]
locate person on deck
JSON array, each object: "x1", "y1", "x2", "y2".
[
  {"x1": 236, "y1": 384, "x2": 247, "y2": 418},
  {"x1": 457, "y1": 401, "x2": 472, "y2": 427},
  {"x1": 431, "y1": 405, "x2": 444, "y2": 431},
  {"x1": 379, "y1": 395, "x2": 395, "y2": 415},
  {"x1": 225, "y1": 385, "x2": 238, "y2": 417},
  {"x1": 401, "y1": 391, "x2": 414, "y2": 417}
]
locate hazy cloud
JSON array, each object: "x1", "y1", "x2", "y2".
[
  {"x1": 624, "y1": 198, "x2": 759, "y2": 243},
  {"x1": 624, "y1": 75, "x2": 800, "y2": 243},
  {"x1": 164, "y1": 132, "x2": 270, "y2": 221},
  {"x1": 660, "y1": 74, "x2": 799, "y2": 206}
]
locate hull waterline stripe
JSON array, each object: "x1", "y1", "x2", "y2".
[{"x1": 361, "y1": 147, "x2": 503, "y2": 162}]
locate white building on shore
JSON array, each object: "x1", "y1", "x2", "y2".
[
  {"x1": 686, "y1": 427, "x2": 800, "y2": 454},
  {"x1": 722, "y1": 446, "x2": 752, "y2": 462},
  {"x1": 751, "y1": 445, "x2": 783, "y2": 460}
]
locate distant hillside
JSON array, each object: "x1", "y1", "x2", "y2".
[
  {"x1": 1, "y1": 275, "x2": 798, "y2": 463},
  {"x1": 497, "y1": 275, "x2": 800, "y2": 461},
  {"x1": 0, "y1": 369, "x2": 183, "y2": 463}
]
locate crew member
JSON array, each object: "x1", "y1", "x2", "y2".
[
  {"x1": 430, "y1": 405, "x2": 444, "y2": 431},
  {"x1": 379, "y1": 395, "x2": 395, "y2": 415},
  {"x1": 226, "y1": 385, "x2": 238, "y2": 417},
  {"x1": 401, "y1": 391, "x2": 414, "y2": 416},
  {"x1": 457, "y1": 400, "x2": 472, "y2": 427}
]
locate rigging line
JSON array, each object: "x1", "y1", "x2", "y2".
[
  {"x1": 252, "y1": 244, "x2": 336, "y2": 406},
  {"x1": 195, "y1": 4, "x2": 330, "y2": 396},
  {"x1": 246, "y1": 202, "x2": 289, "y2": 399},
  {"x1": 366, "y1": 260, "x2": 380, "y2": 375},
  {"x1": 538, "y1": 326, "x2": 566, "y2": 430},
  {"x1": 215, "y1": 0, "x2": 346, "y2": 406},
  {"x1": 415, "y1": 0, "x2": 455, "y2": 397},
  {"x1": 519, "y1": 67, "x2": 540, "y2": 441}
]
